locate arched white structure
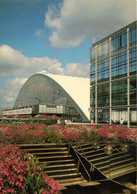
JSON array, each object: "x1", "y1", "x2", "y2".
[
  {"x1": 41, "y1": 73, "x2": 90, "y2": 120},
  {"x1": 13, "y1": 73, "x2": 90, "y2": 122}
]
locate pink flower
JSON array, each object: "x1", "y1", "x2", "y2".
[
  {"x1": 18, "y1": 174, "x2": 23, "y2": 182},
  {"x1": 7, "y1": 189, "x2": 14, "y2": 192},
  {"x1": 50, "y1": 189, "x2": 54, "y2": 194},
  {"x1": 54, "y1": 182, "x2": 60, "y2": 190},
  {"x1": 48, "y1": 178, "x2": 55, "y2": 188},
  {"x1": 15, "y1": 181, "x2": 22, "y2": 186},
  {"x1": 44, "y1": 175, "x2": 49, "y2": 182}
]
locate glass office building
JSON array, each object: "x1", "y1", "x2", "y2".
[{"x1": 90, "y1": 21, "x2": 137, "y2": 127}]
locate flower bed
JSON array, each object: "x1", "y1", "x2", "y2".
[
  {"x1": 0, "y1": 114, "x2": 59, "y2": 125},
  {"x1": 0, "y1": 144, "x2": 60, "y2": 194},
  {"x1": 0, "y1": 123, "x2": 136, "y2": 144},
  {"x1": 0, "y1": 123, "x2": 136, "y2": 193}
]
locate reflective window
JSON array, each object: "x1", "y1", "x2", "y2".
[
  {"x1": 130, "y1": 76, "x2": 137, "y2": 105},
  {"x1": 129, "y1": 48, "x2": 137, "y2": 75},
  {"x1": 111, "y1": 108, "x2": 128, "y2": 124},
  {"x1": 90, "y1": 87, "x2": 95, "y2": 108},
  {"x1": 97, "y1": 109, "x2": 109, "y2": 123},
  {"x1": 14, "y1": 75, "x2": 73, "y2": 108},
  {"x1": 97, "y1": 40, "x2": 109, "y2": 60},
  {"x1": 90, "y1": 109, "x2": 95, "y2": 123},
  {"x1": 111, "y1": 52, "x2": 127, "y2": 79},
  {"x1": 97, "y1": 83, "x2": 109, "y2": 107},
  {"x1": 90, "y1": 47, "x2": 96, "y2": 63},
  {"x1": 97, "y1": 59, "x2": 109, "y2": 83},
  {"x1": 90, "y1": 64, "x2": 96, "y2": 85},
  {"x1": 129, "y1": 25, "x2": 136, "y2": 47},
  {"x1": 130, "y1": 108, "x2": 137, "y2": 126},
  {"x1": 112, "y1": 79, "x2": 127, "y2": 106},
  {"x1": 14, "y1": 74, "x2": 84, "y2": 121},
  {"x1": 111, "y1": 30, "x2": 127, "y2": 54}
]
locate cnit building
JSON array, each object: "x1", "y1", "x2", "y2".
[
  {"x1": 3, "y1": 73, "x2": 90, "y2": 123},
  {"x1": 90, "y1": 21, "x2": 137, "y2": 127}
]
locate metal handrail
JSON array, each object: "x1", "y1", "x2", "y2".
[{"x1": 71, "y1": 143, "x2": 91, "y2": 182}]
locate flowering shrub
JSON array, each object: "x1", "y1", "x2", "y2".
[
  {"x1": 16, "y1": 115, "x2": 31, "y2": 118},
  {"x1": 6, "y1": 115, "x2": 14, "y2": 118},
  {"x1": 0, "y1": 123, "x2": 136, "y2": 144},
  {"x1": 23, "y1": 154, "x2": 60, "y2": 194},
  {"x1": 0, "y1": 144, "x2": 29, "y2": 193},
  {"x1": 44, "y1": 125, "x2": 62, "y2": 143},
  {"x1": 59, "y1": 125, "x2": 90, "y2": 142},
  {"x1": 39, "y1": 114, "x2": 60, "y2": 119},
  {"x1": 0, "y1": 144, "x2": 60, "y2": 194},
  {"x1": 32, "y1": 115, "x2": 59, "y2": 125},
  {"x1": 0, "y1": 123, "x2": 48, "y2": 145}
]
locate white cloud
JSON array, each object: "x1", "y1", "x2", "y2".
[
  {"x1": 0, "y1": 44, "x2": 63, "y2": 77},
  {"x1": 64, "y1": 62, "x2": 89, "y2": 77},
  {"x1": 0, "y1": 77, "x2": 27, "y2": 106},
  {"x1": 0, "y1": 44, "x2": 90, "y2": 107},
  {"x1": 3, "y1": 78, "x2": 27, "y2": 90},
  {"x1": 0, "y1": 44, "x2": 89, "y2": 78},
  {"x1": 0, "y1": 89, "x2": 18, "y2": 106},
  {"x1": 45, "y1": 0, "x2": 136, "y2": 49}
]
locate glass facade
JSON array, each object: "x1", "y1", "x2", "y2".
[
  {"x1": 15, "y1": 75, "x2": 72, "y2": 108},
  {"x1": 97, "y1": 109, "x2": 109, "y2": 123},
  {"x1": 111, "y1": 30, "x2": 127, "y2": 54},
  {"x1": 111, "y1": 52, "x2": 127, "y2": 79},
  {"x1": 129, "y1": 47, "x2": 137, "y2": 75},
  {"x1": 97, "y1": 40, "x2": 109, "y2": 60},
  {"x1": 90, "y1": 87, "x2": 95, "y2": 108},
  {"x1": 97, "y1": 83, "x2": 109, "y2": 107},
  {"x1": 111, "y1": 108, "x2": 128, "y2": 124},
  {"x1": 97, "y1": 59, "x2": 109, "y2": 83},
  {"x1": 14, "y1": 74, "x2": 88, "y2": 122},
  {"x1": 90, "y1": 21, "x2": 137, "y2": 127},
  {"x1": 129, "y1": 25, "x2": 136, "y2": 47},
  {"x1": 90, "y1": 64, "x2": 96, "y2": 85},
  {"x1": 90, "y1": 47, "x2": 96, "y2": 63},
  {"x1": 130, "y1": 76, "x2": 137, "y2": 105},
  {"x1": 112, "y1": 79, "x2": 127, "y2": 106}
]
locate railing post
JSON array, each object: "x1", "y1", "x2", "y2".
[{"x1": 77, "y1": 160, "x2": 80, "y2": 173}]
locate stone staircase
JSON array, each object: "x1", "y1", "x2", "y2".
[
  {"x1": 73, "y1": 143, "x2": 137, "y2": 180},
  {"x1": 19, "y1": 143, "x2": 136, "y2": 192},
  {"x1": 20, "y1": 144, "x2": 87, "y2": 187}
]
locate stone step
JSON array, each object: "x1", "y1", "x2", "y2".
[
  {"x1": 46, "y1": 168, "x2": 78, "y2": 174},
  {"x1": 37, "y1": 155, "x2": 72, "y2": 160},
  {"x1": 34, "y1": 151, "x2": 68, "y2": 156},
  {"x1": 45, "y1": 163, "x2": 77, "y2": 169},
  {"x1": 22, "y1": 147, "x2": 68, "y2": 152},
  {"x1": 93, "y1": 153, "x2": 131, "y2": 166},
  {"x1": 99, "y1": 158, "x2": 134, "y2": 171},
  {"x1": 49, "y1": 172, "x2": 82, "y2": 179},
  {"x1": 102, "y1": 161, "x2": 136, "y2": 174},
  {"x1": 104, "y1": 166, "x2": 137, "y2": 179},
  {"x1": 39, "y1": 159, "x2": 75, "y2": 164}
]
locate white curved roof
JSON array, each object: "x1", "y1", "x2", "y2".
[{"x1": 39, "y1": 73, "x2": 90, "y2": 120}]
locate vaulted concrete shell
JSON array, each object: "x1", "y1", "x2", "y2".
[{"x1": 14, "y1": 73, "x2": 90, "y2": 122}]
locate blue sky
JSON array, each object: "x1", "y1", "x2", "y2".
[{"x1": 0, "y1": 0, "x2": 136, "y2": 109}]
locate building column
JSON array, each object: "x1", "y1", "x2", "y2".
[
  {"x1": 127, "y1": 28, "x2": 130, "y2": 128},
  {"x1": 109, "y1": 37, "x2": 112, "y2": 124},
  {"x1": 95, "y1": 45, "x2": 98, "y2": 124}
]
